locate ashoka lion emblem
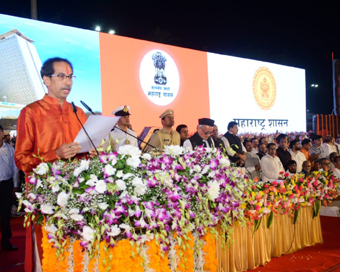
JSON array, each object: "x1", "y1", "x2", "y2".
[
  {"x1": 253, "y1": 67, "x2": 276, "y2": 110},
  {"x1": 152, "y1": 52, "x2": 167, "y2": 85}
]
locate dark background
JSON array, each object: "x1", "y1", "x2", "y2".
[{"x1": 1, "y1": 1, "x2": 339, "y2": 126}]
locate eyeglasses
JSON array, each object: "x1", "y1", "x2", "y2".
[
  {"x1": 199, "y1": 126, "x2": 213, "y2": 135},
  {"x1": 50, "y1": 73, "x2": 76, "y2": 81}
]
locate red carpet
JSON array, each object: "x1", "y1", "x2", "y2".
[
  {"x1": 248, "y1": 216, "x2": 340, "y2": 272},
  {"x1": 1, "y1": 216, "x2": 340, "y2": 271}
]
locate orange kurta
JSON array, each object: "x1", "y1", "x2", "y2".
[
  {"x1": 300, "y1": 147, "x2": 314, "y2": 169},
  {"x1": 15, "y1": 94, "x2": 87, "y2": 173},
  {"x1": 14, "y1": 94, "x2": 87, "y2": 272}
]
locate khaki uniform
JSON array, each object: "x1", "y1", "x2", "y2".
[{"x1": 147, "y1": 128, "x2": 180, "y2": 152}]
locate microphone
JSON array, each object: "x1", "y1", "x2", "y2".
[
  {"x1": 80, "y1": 100, "x2": 159, "y2": 151},
  {"x1": 71, "y1": 102, "x2": 99, "y2": 156}
]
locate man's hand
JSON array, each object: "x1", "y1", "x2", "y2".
[
  {"x1": 238, "y1": 153, "x2": 247, "y2": 162},
  {"x1": 12, "y1": 187, "x2": 19, "y2": 196},
  {"x1": 89, "y1": 148, "x2": 99, "y2": 158},
  {"x1": 255, "y1": 164, "x2": 261, "y2": 171},
  {"x1": 311, "y1": 153, "x2": 320, "y2": 160},
  {"x1": 55, "y1": 142, "x2": 81, "y2": 159}
]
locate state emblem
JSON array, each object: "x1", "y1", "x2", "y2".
[{"x1": 252, "y1": 67, "x2": 276, "y2": 110}]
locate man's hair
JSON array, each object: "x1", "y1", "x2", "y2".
[
  {"x1": 329, "y1": 152, "x2": 338, "y2": 162},
  {"x1": 287, "y1": 160, "x2": 297, "y2": 167},
  {"x1": 289, "y1": 139, "x2": 299, "y2": 149},
  {"x1": 176, "y1": 124, "x2": 187, "y2": 134},
  {"x1": 276, "y1": 134, "x2": 287, "y2": 143},
  {"x1": 321, "y1": 158, "x2": 330, "y2": 164},
  {"x1": 40, "y1": 57, "x2": 73, "y2": 79},
  {"x1": 302, "y1": 160, "x2": 310, "y2": 168},
  {"x1": 314, "y1": 135, "x2": 323, "y2": 141},
  {"x1": 267, "y1": 143, "x2": 276, "y2": 149},
  {"x1": 251, "y1": 137, "x2": 258, "y2": 143},
  {"x1": 0, "y1": 124, "x2": 3, "y2": 132},
  {"x1": 227, "y1": 121, "x2": 238, "y2": 130},
  {"x1": 243, "y1": 139, "x2": 251, "y2": 145},
  {"x1": 301, "y1": 139, "x2": 311, "y2": 146},
  {"x1": 324, "y1": 135, "x2": 333, "y2": 143},
  {"x1": 334, "y1": 156, "x2": 340, "y2": 163},
  {"x1": 259, "y1": 137, "x2": 267, "y2": 144}
]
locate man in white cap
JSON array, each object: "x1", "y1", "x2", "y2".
[
  {"x1": 108, "y1": 105, "x2": 138, "y2": 150},
  {"x1": 183, "y1": 118, "x2": 215, "y2": 150},
  {"x1": 147, "y1": 109, "x2": 180, "y2": 152}
]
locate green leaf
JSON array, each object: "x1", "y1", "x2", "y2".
[
  {"x1": 267, "y1": 211, "x2": 274, "y2": 229},
  {"x1": 294, "y1": 208, "x2": 300, "y2": 224},
  {"x1": 313, "y1": 199, "x2": 321, "y2": 218},
  {"x1": 254, "y1": 217, "x2": 262, "y2": 233}
]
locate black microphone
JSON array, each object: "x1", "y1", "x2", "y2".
[
  {"x1": 71, "y1": 102, "x2": 99, "y2": 156},
  {"x1": 80, "y1": 100, "x2": 159, "y2": 151}
]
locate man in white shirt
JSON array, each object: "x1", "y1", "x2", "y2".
[
  {"x1": 289, "y1": 140, "x2": 306, "y2": 173},
  {"x1": 261, "y1": 143, "x2": 284, "y2": 182},
  {"x1": 108, "y1": 105, "x2": 138, "y2": 151},
  {"x1": 251, "y1": 138, "x2": 259, "y2": 154},
  {"x1": 323, "y1": 135, "x2": 338, "y2": 159},
  {"x1": 244, "y1": 139, "x2": 261, "y2": 180},
  {"x1": 183, "y1": 118, "x2": 215, "y2": 150},
  {"x1": 332, "y1": 156, "x2": 340, "y2": 179},
  {"x1": 0, "y1": 125, "x2": 19, "y2": 251},
  {"x1": 286, "y1": 160, "x2": 297, "y2": 177}
]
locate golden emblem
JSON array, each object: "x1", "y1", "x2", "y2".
[
  {"x1": 252, "y1": 67, "x2": 276, "y2": 110},
  {"x1": 123, "y1": 105, "x2": 128, "y2": 112}
]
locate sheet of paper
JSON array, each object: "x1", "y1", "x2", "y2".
[{"x1": 74, "y1": 115, "x2": 120, "y2": 153}]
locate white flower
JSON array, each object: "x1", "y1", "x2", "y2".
[
  {"x1": 108, "y1": 155, "x2": 117, "y2": 165},
  {"x1": 81, "y1": 226, "x2": 95, "y2": 242},
  {"x1": 73, "y1": 160, "x2": 90, "y2": 177},
  {"x1": 70, "y1": 214, "x2": 84, "y2": 221},
  {"x1": 201, "y1": 165, "x2": 210, "y2": 175},
  {"x1": 86, "y1": 174, "x2": 98, "y2": 186},
  {"x1": 57, "y1": 192, "x2": 69, "y2": 207},
  {"x1": 95, "y1": 180, "x2": 107, "y2": 193},
  {"x1": 207, "y1": 180, "x2": 220, "y2": 201},
  {"x1": 126, "y1": 157, "x2": 141, "y2": 168},
  {"x1": 164, "y1": 145, "x2": 184, "y2": 156},
  {"x1": 44, "y1": 224, "x2": 58, "y2": 235},
  {"x1": 132, "y1": 177, "x2": 147, "y2": 196},
  {"x1": 123, "y1": 173, "x2": 134, "y2": 180},
  {"x1": 193, "y1": 165, "x2": 202, "y2": 173},
  {"x1": 116, "y1": 170, "x2": 124, "y2": 178},
  {"x1": 137, "y1": 233, "x2": 154, "y2": 245},
  {"x1": 98, "y1": 203, "x2": 109, "y2": 210},
  {"x1": 51, "y1": 183, "x2": 60, "y2": 193},
  {"x1": 27, "y1": 193, "x2": 36, "y2": 200},
  {"x1": 118, "y1": 145, "x2": 141, "y2": 157},
  {"x1": 107, "y1": 225, "x2": 121, "y2": 237},
  {"x1": 34, "y1": 162, "x2": 49, "y2": 175},
  {"x1": 116, "y1": 179, "x2": 127, "y2": 191},
  {"x1": 41, "y1": 203, "x2": 54, "y2": 214},
  {"x1": 69, "y1": 208, "x2": 80, "y2": 215},
  {"x1": 36, "y1": 179, "x2": 43, "y2": 189},
  {"x1": 47, "y1": 176, "x2": 56, "y2": 184},
  {"x1": 219, "y1": 157, "x2": 230, "y2": 168},
  {"x1": 119, "y1": 223, "x2": 131, "y2": 231},
  {"x1": 141, "y1": 153, "x2": 151, "y2": 161},
  {"x1": 262, "y1": 208, "x2": 271, "y2": 214},
  {"x1": 104, "y1": 164, "x2": 116, "y2": 176},
  {"x1": 15, "y1": 192, "x2": 22, "y2": 199}
]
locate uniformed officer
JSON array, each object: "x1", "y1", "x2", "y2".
[
  {"x1": 147, "y1": 109, "x2": 181, "y2": 152},
  {"x1": 107, "y1": 105, "x2": 138, "y2": 151}
]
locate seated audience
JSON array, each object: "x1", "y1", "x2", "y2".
[
  {"x1": 301, "y1": 160, "x2": 312, "y2": 175},
  {"x1": 251, "y1": 137, "x2": 259, "y2": 154},
  {"x1": 323, "y1": 135, "x2": 337, "y2": 159},
  {"x1": 257, "y1": 143, "x2": 267, "y2": 160},
  {"x1": 244, "y1": 139, "x2": 261, "y2": 180},
  {"x1": 310, "y1": 135, "x2": 325, "y2": 159},
  {"x1": 176, "y1": 124, "x2": 189, "y2": 146},
  {"x1": 332, "y1": 156, "x2": 340, "y2": 179},
  {"x1": 320, "y1": 158, "x2": 331, "y2": 172},
  {"x1": 261, "y1": 143, "x2": 284, "y2": 182},
  {"x1": 313, "y1": 159, "x2": 322, "y2": 171},
  {"x1": 286, "y1": 160, "x2": 297, "y2": 177},
  {"x1": 300, "y1": 139, "x2": 319, "y2": 168},
  {"x1": 329, "y1": 152, "x2": 338, "y2": 170}
]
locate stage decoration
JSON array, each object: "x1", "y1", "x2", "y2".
[{"x1": 16, "y1": 145, "x2": 340, "y2": 271}]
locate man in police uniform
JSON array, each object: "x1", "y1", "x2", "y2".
[
  {"x1": 183, "y1": 118, "x2": 215, "y2": 149},
  {"x1": 108, "y1": 105, "x2": 138, "y2": 150},
  {"x1": 147, "y1": 109, "x2": 180, "y2": 152}
]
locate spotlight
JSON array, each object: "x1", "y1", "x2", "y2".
[
  {"x1": 95, "y1": 26, "x2": 101, "y2": 31},
  {"x1": 108, "y1": 30, "x2": 115, "y2": 35}
]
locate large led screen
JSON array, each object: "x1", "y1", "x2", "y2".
[{"x1": 0, "y1": 13, "x2": 306, "y2": 136}]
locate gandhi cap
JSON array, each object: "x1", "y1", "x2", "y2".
[
  {"x1": 198, "y1": 118, "x2": 214, "y2": 127},
  {"x1": 112, "y1": 105, "x2": 131, "y2": 116},
  {"x1": 159, "y1": 109, "x2": 174, "y2": 119}
]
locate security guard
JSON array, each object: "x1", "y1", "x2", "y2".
[
  {"x1": 147, "y1": 109, "x2": 180, "y2": 152},
  {"x1": 107, "y1": 105, "x2": 138, "y2": 151}
]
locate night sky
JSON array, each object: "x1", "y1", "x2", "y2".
[{"x1": 1, "y1": 1, "x2": 339, "y2": 117}]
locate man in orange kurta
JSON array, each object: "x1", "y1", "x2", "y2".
[
  {"x1": 300, "y1": 138, "x2": 319, "y2": 170},
  {"x1": 15, "y1": 58, "x2": 88, "y2": 272}
]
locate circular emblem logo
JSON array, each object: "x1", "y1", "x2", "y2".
[
  {"x1": 139, "y1": 50, "x2": 180, "y2": 106},
  {"x1": 252, "y1": 67, "x2": 276, "y2": 110}
]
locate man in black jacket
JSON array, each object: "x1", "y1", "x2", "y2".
[
  {"x1": 183, "y1": 118, "x2": 215, "y2": 149},
  {"x1": 221, "y1": 121, "x2": 246, "y2": 166},
  {"x1": 276, "y1": 134, "x2": 291, "y2": 171}
]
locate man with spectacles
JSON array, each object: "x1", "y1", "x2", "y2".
[
  {"x1": 147, "y1": 109, "x2": 180, "y2": 152},
  {"x1": 221, "y1": 121, "x2": 246, "y2": 166},
  {"x1": 14, "y1": 57, "x2": 94, "y2": 272},
  {"x1": 183, "y1": 118, "x2": 215, "y2": 149}
]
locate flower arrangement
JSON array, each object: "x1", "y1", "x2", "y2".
[{"x1": 17, "y1": 145, "x2": 249, "y2": 270}]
